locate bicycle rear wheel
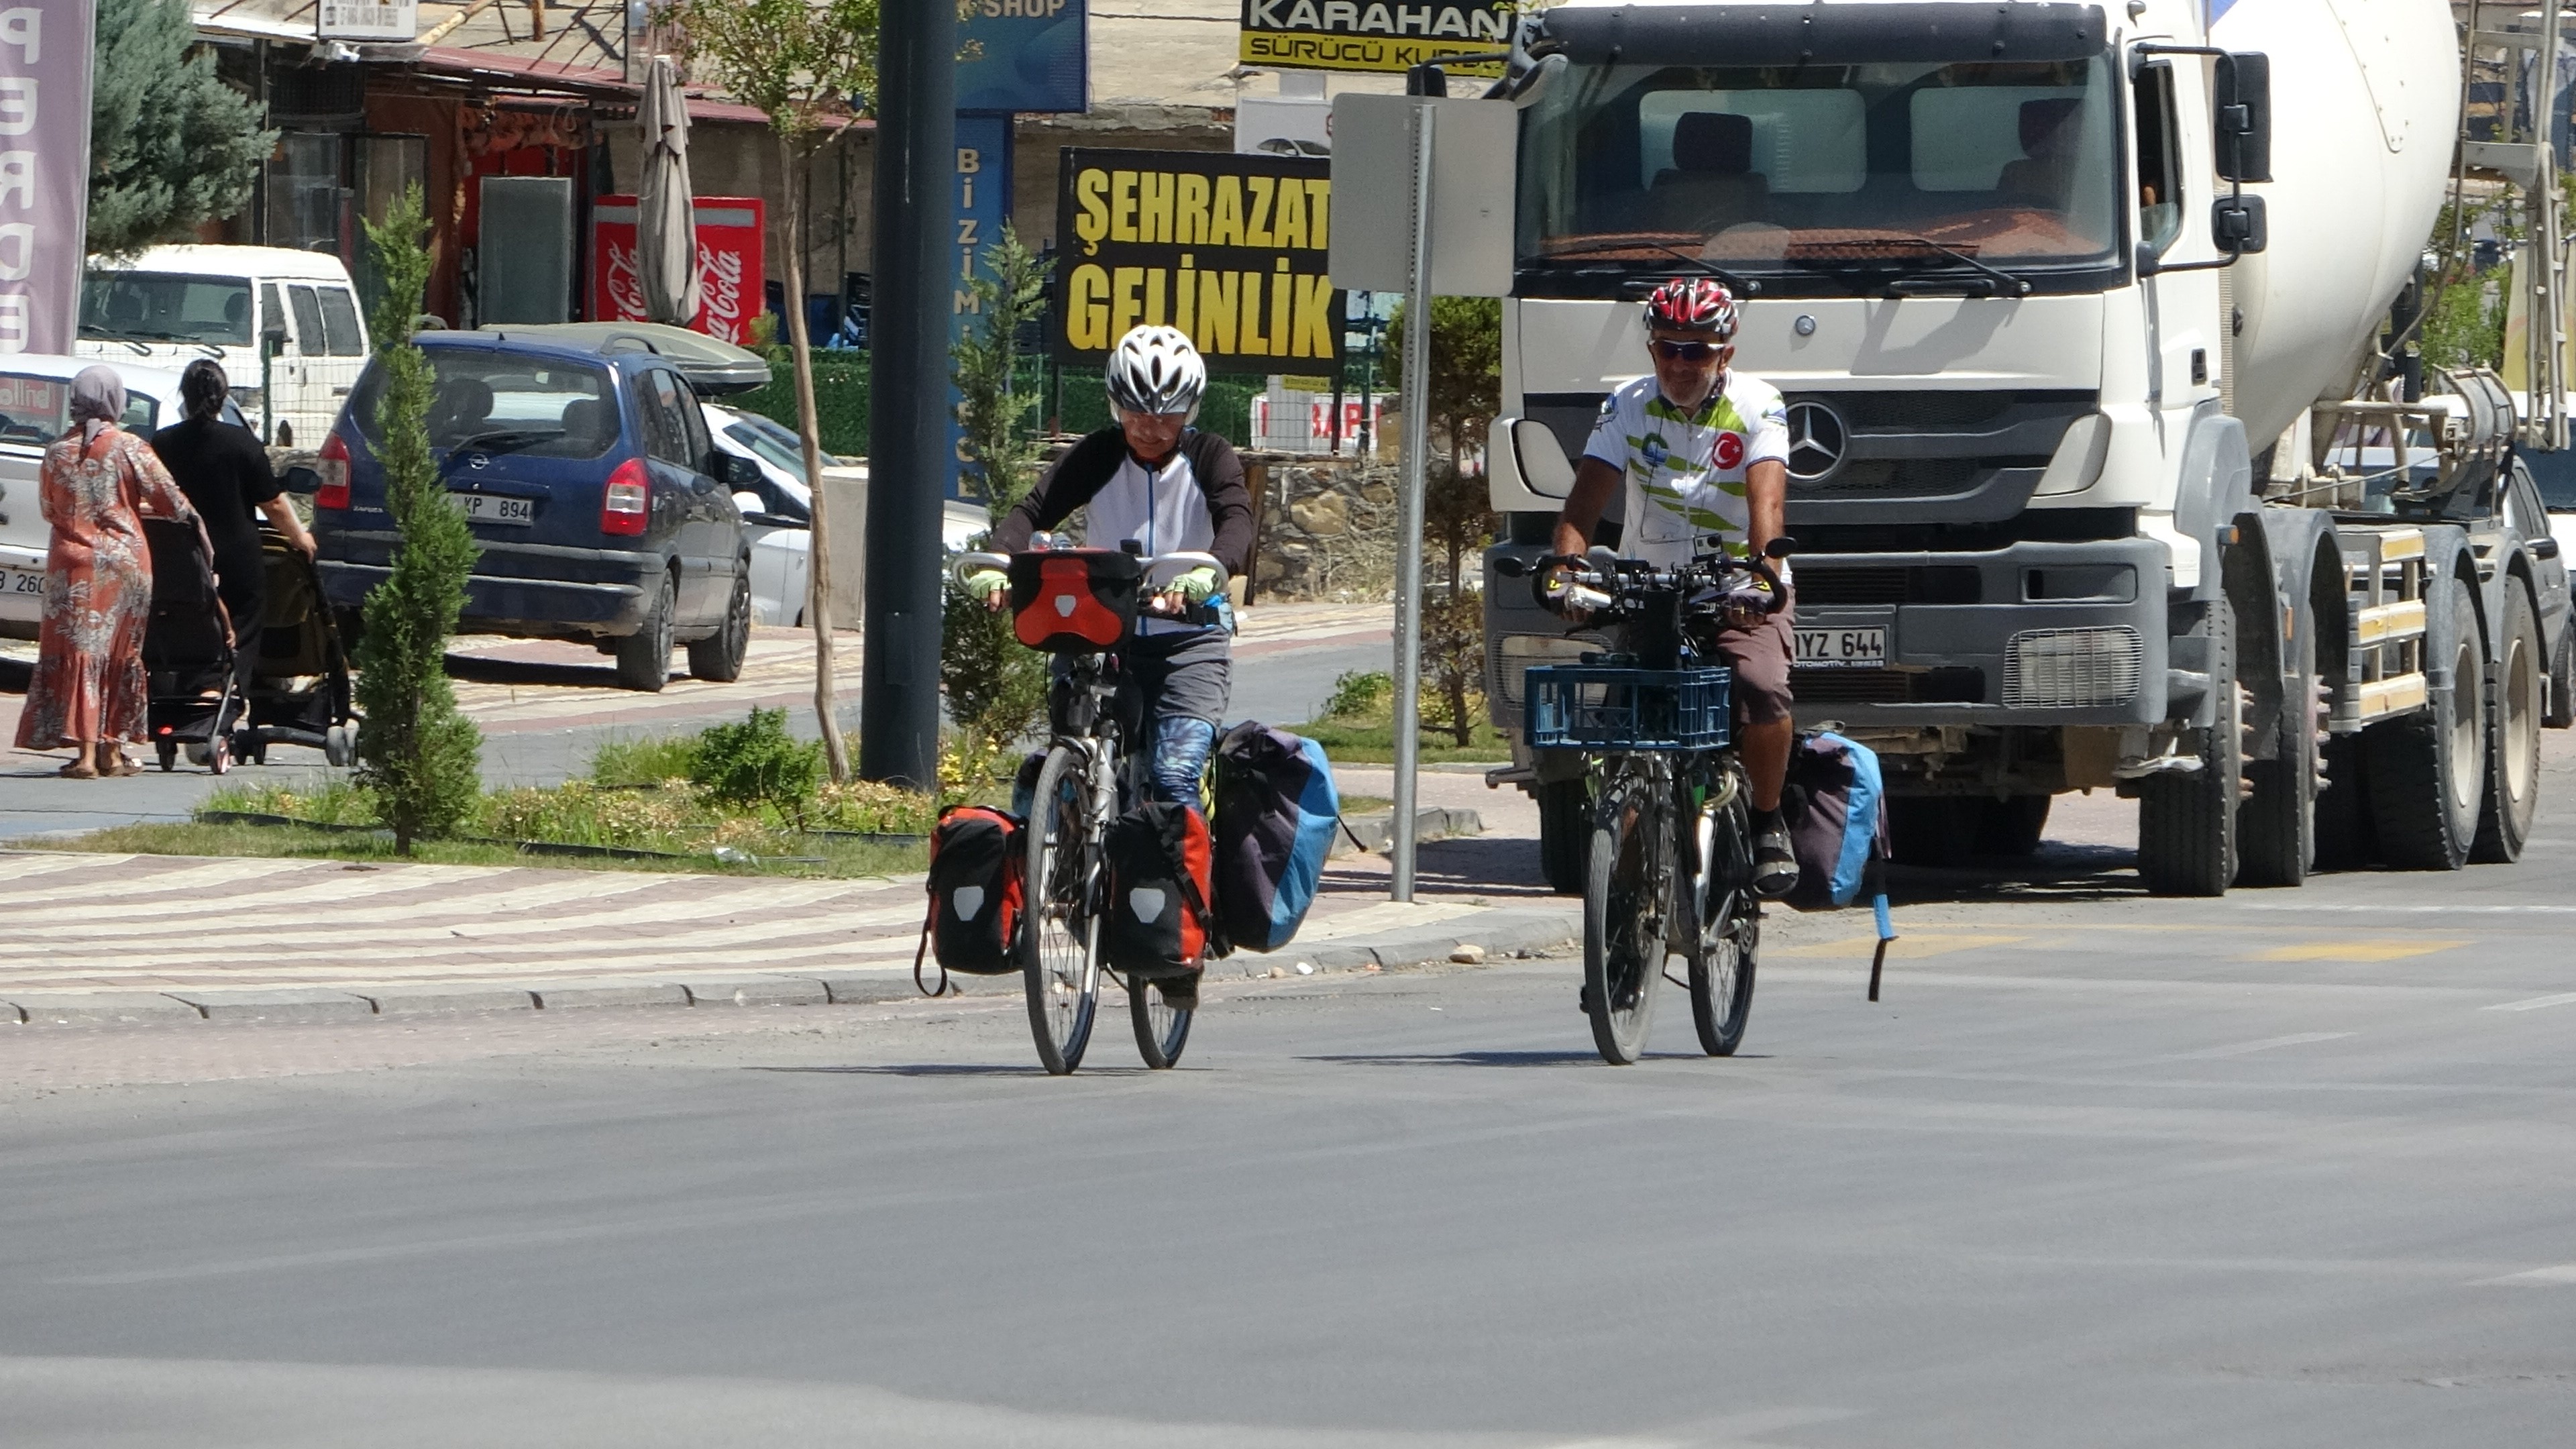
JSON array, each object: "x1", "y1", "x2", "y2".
[
  {"x1": 1582, "y1": 779, "x2": 1664, "y2": 1065},
  {"x1": 1687, "y1": 784, "x2": 1758, "y2": 1057},
  {"x1": 1023, "y1": 745, "x2": 1102, "y2": 1074},
  {"x1": 1129, "y1": 975, "x2": 1195, "y2": 1068}
]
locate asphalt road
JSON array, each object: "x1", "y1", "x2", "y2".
[{"x1": 6, "y1": 741, "x2": 2574, "y2": 1447}]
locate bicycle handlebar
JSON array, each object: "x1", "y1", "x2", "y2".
[
  {"x1": 1499, "y1": 538, "x2": 1793, "y2": 619},
  {"x1": 950, "y1": 547, "x2": 1232, "y2": 596}
]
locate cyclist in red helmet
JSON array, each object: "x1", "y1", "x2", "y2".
[{"x1": 1548, "y1": 276, "x2": 1799, "y2": 895}]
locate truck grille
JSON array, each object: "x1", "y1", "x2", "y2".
[
  {"x1": 1792, "y1": 667, "x2": 1985, "y2": 705},
  {"x1": 1795, "y1": 566, "x2": 1982, "y2": 605},
  {"x1": 2000, "y1": 627, "x2": 2143, "y2": 708}
]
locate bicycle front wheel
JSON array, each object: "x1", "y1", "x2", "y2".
[
  {"x1": 1023, "y1": 745, "x2": 1102, "y2": 1074},
  {"x1": 1688, "y1": 783, "x2": 1759, "y2": 1057},
  {"x1": 1129, "y1": 976, "x2": 1195, "y2": 1068},
  {"x1": 1582, "y1": 779, "x2": 1664, "y2": 1065}
]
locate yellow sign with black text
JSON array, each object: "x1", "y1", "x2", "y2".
[
  {"x1": 1238, "y1": 0, "x2": 1510, "y2": 76},
  {"x1": 1054, "y1": 149, "x2": 1344, "y2": 373}
]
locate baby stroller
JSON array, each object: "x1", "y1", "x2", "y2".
[
  {"x1": 237, "y1": 531, "x2": 358, "y2": 765},
  {"x1": 141, "y1": 517, "x2": 247, "y2": 773}
]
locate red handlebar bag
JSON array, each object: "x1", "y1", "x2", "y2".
[{"x1": 1008, "y1": 549, "x2": 1142, "y2": 652}]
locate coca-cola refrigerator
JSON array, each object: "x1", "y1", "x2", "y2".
[{"x1": 588, "y1": 196, "x2": 766, "y2": 346}]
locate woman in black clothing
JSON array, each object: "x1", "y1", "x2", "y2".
[{"x1": 149, "y1": 360, "x2": 317, "y2": 686}]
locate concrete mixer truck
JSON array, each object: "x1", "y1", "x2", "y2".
[{"x1": 1478, "y1": 0, "x2": 2575, "y2": 894}]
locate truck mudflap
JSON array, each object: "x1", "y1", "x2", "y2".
[{"x1": 1786, "y1": 536, "x2": 2171, "y2": 729}]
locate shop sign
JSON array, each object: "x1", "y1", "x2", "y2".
[
  {"x1": 589, "y1": 196, "x2": 767, "y2": 346},
  {"x1": 317, "y1": 1, "x2": 418, "y2": 41},
  {"x1": 1238, "y1": 0, "x2": 1509, "y2": 76},
  {"x1": 1054, "y1": 149, "x2": 1342, "y2": 373},
  {"x1": 959, "y1": 0, "x2": 1087, "y2": 115},
  {"x1": 0, "y1": 1, "x2": 94, "y2": 354}
]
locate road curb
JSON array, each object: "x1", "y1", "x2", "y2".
[
  {"x1": 1243, "y1": 905, "x2": 1578, "y2": 975},
  {"x1": 1330, "y1": 808, "x2": 1483, "y2": 858}
]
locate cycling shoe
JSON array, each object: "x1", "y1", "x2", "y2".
[{"x1": 1754, "y1": 821, "x2": 1800, "y2": 898}]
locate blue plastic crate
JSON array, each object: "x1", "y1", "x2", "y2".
[{"x1": 1523, "y1": 665, "x2": 1733, "y2": 751}]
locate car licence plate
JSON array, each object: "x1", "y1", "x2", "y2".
[
  {"x1": 1794, "y1": 625, "x2": 1886, "y2": 669},
  {"x1": 453, "y1": 492, "x2": 535, "y2": 526},
  {"x1": 4, "y1": 567, "x2": 44, "y2": 599}
]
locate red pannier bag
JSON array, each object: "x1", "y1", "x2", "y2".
[
  {"x1": 914, "y1": 805, "x2": 1024, "y2": 994},
  {"x1": 1102, "y1": 801, "x2": 1221, "y2": 979},
  {"x1": 1008, "y1": 548, "x2": 1142, "y2": 652}
]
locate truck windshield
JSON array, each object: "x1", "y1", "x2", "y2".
[
  {"x1": 1517, "y1": 58, "x2": 2122, "y2": 296},
  {"x1": 79, "y1": 272, "x2": 256, "y2": 346}
]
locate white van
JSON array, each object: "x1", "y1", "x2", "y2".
[{"x1": 78, "y1": 246, "x2": 371, "y2": 449}]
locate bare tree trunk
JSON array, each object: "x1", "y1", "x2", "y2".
[{"x1": 782, "y1": 136, "x2": 851, "y2": 782}]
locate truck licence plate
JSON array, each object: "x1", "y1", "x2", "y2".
[
  {"x1": 1795, "y1": 626, "x2": 1886, "y2": 669},
  {"x1": 453, "y1": 493, "x2": 535, "y2": 526}
]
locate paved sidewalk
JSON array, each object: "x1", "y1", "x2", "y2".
[{"x1": 0, "y1": 849, "x2": 1576, "y2": 1025}]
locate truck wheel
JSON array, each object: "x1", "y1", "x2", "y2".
[
  {"x1": 2472, "y1": 584, "x2": 2543, "y2": 863},
  {"x1": 2137, "y1": 600, "x2": 2239, "y2": 897},
  {"x1": 1537, "y1": 777, "x2": 1588, "y2": 896},
  {"x1": 1973, "y1": 796, "x2": 2051, "y2": 857},
  {"x1": 2366, "y1": 575, "x2": 2483, "y2": 871},
  {"x1": 614, "y1": 573, "x2": 676, "y2": 693},
  {"x1": 1888, "y1": 797, "x2": 1982, "y2": 866},
  {"x1": 2238, "y1": 619, "x2": 2321, "y2": 888},
  {"x1": 2544, "y1": 611, "x2": 2575, "y2": 730}
]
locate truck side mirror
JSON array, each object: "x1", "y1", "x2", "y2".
[
  {"x1": 2212, "y1": 194, "x2": 2268, "y2": 255},
  {"x1": 1511, "y1": 417, "x2": 1578, "y2": 499},
  {"x1": 2214, "y1": 52, "x2": 2272, "y2": 183}
]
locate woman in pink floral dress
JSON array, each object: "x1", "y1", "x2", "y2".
[{"x1": 15, "y1": 368, "x2": 201, "y2": 777}]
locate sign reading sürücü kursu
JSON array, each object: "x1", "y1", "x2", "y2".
[
  {"x1": 1053, "y1": 149, "x2": 1342, "y2": 373},
  {"x1": 1238, "y1": 0, "x2": 1511, "y2": 76}
]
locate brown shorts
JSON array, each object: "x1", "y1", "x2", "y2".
[{"x1": 1713, "y1": 599, "x2": 1795, "y2": 725}]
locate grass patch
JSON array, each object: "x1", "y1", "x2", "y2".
[
  {"x1": 38, "y1": 821, "x2": 927, "y2": 878},
  {"x1": 1285, "y1": 669, "x2": 1508, "y2": 765},
  {"x1": 589, "y1": 733, "x2": 702, "y2": 787}
]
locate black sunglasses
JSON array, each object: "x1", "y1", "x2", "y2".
[{"x1": 1650, "y1": 339, "x2": 1723, "y2": 362}]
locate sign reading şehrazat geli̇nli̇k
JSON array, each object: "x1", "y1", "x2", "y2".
[{"x1": 1053, "y1": 149, "x2": 1344, "y2": 373}]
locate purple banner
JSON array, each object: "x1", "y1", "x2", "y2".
[{"x1": 0, "y1": 2, "x2": 93, "y2": 356}]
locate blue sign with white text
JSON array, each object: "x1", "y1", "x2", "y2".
[
  {"x1": 959, "y1": 0, "x2": 1087, "y2": 115},
  {"x1": 949, "y1": 115, "x2": 1016, "y2": 500}
]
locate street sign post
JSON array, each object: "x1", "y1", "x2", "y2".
[{"x1": 1327, "y1": 90, "x2": 1513, "y2": 901}]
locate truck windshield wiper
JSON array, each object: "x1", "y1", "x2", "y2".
[
  {"x1": 1532, "y1": 237, "x2": 1762, "y2": 296},
  {"x1": 1785, "y1": 235, "x2": 2032, "y2": 298}
]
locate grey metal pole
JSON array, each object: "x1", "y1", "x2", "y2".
[
  {"x1": 1389, "y1": 100, "x2": 1436, "y2": 902},
  {"x1": 859, "y1": 0, "x2": 956, "y2": 789}
]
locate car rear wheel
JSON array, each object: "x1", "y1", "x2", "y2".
[
  {"x1": 687, "y1": 564, "x2": 752, "y2": 683},
  {"x1": 614, "y1": 573, "x2": 676, "y2": 692}
]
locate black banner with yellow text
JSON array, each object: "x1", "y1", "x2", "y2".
[{"x1": 1053, "y1": 148, "x2": 1342, "y2": 374}]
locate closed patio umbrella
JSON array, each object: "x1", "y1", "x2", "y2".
[{"x1": 637, "y1": 54, "x2": 702, "y2": 326}]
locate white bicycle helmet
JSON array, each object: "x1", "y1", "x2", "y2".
[{"x1": 1104, "y1": 324, "x2": 1207, "y2": 419}]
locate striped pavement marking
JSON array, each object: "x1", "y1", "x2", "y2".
[
  {"x1": 2249, "y1": 939, "x2": 2470, "y2": 963},
  {"x1": 2482, "y1": 991, "x2": 2576, "y2": 1013}
]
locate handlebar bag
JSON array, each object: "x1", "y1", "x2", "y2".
[
  {"x1": 922, "y1": 805, "x2": 1026, "y2": 976},
  {"x1": 1782, "y1": 731, "x2": 1889, "y2": 909},
  {"x1": 1102, "y1": 800, "x2": 1219, "y2": 978},
  {"x1": 1210, "y1": 721, "x2": 1340, "y2": 952},
  {"x1": 1008, "y1": 548, "x2": 1142, "y2": 652}
]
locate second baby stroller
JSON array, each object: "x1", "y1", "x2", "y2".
[
  {"x1": 140, "y1": 515, "x2": 246, "y2": 773},
  {"x1": 237, "y1": 530, "x2": 358, "y2": 765}
]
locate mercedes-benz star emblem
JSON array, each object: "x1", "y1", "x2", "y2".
[{"x1": 1782, "y1": 400, "x2": 1845, "y2": 482}]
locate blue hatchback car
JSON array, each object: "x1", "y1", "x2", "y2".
[{"x1": 314, "y1": 333, "x2": 763, "y2": 690}]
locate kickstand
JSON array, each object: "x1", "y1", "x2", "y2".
[{"x1": 1867, "y1": 889, "x2": 1895, "y2": 1002}]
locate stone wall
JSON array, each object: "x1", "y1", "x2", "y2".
[{"x1": 1246, "y1": 457, "x2": 1403, "y2": 602}]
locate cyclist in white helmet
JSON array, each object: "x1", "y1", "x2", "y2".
[{"x1": 973, "y1": 325, "x2": 1253, "y2": 814}]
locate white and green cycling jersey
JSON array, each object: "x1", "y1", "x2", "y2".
[{"x1": 1580, "y1": 371, "x2": 1789, "y2": 566}]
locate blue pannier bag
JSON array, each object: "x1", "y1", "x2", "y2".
[
  {"x1": 1783, "y1": 731, "x2": 1900, "y2": 998},
  {"x1": 1210, "y1": 721, "x2": 1340, "y2": 952},
  {"x1": 1785, "y1": 731, "x2": 1888, "y2": 908}
]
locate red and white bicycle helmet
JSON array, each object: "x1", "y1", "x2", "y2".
[
  {"x1": 1644, "y1": 277, "x2": 1737, "y2": 339},
  {"x1": 1104, "y1": 324, "x2": 1208, "y2": 419}
]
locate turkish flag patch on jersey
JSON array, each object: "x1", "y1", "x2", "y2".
[{"x1": 1712, "y1": 431, "x2": 1746, "y2": 470}]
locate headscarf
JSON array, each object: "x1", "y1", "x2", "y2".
[{"x1": 68, "y1": 366, "x2": 126, "y2": 445}]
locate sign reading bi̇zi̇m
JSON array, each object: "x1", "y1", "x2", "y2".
[
  {"x1": 1054, "y1": 149, "x2": 1342, "y2": 373},
  {"x1": 1239, "y1": 0, "x2": 1510, "y2": 76}
]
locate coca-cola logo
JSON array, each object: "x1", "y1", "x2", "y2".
[
  {"x1": 604, "y1": 241, "x2": 646, "y2": 319},
  {"x1": 698, "y1": 248, "x2": 745, "y2": 344}
]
